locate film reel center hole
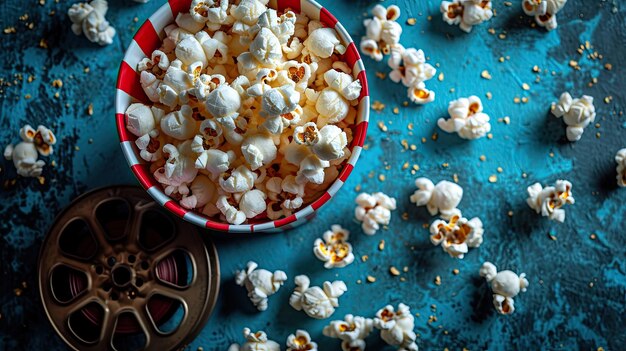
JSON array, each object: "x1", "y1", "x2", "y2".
[{"x1": 111, "y1": 265, "x2": 133, "y2": 288}]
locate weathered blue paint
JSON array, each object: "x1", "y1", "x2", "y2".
[{"x1": 0, "y1": 0, "x2": 624, "y2": 350}]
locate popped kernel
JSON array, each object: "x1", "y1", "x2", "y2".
[
  {"x1": 480, "y1": 262, "x2": 528, "y2": 315},
  {"x1": 552, "y1": 92, "x2": 596, "y2": 142},
  {"x1": 526, "y1": 179, "x2": 575, "y2": 222}
]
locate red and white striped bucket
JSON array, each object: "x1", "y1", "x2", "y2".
[{"x1": 115, "y1": 0, "x2": 369, "y2": 233}]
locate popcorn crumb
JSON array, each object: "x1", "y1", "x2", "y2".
[
  {"x1": 480, "y1": 70, "x2": 492, "y2": 80},
  {"x1": 389, "y1": 266, "x2": 400, "y2": 276},
  {"x1": 366, "y1": 275, "x2": 376, "y2": 283}
]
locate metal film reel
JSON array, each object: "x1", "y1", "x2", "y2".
[{"x1": 38, "y1": 186, "x2": 219, "y2": 351}]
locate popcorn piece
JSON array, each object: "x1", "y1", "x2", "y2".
[
  {"x1": 409, "y1": 177, "x2": 463, "y2": 218},
  {"x1": 154, "y1": 142, "x2": 198, "y2": 192},
  {"x1": 180, "y1": 175, "x2": 217, "y2": 209},
  {"x1": 3, "y1": 124, "x2": 54, "y2": 178},
  {"x1": 289, "y1": 275, "x2": 347, "y2": 319},
  {"x1": 68, "y1": 0, "x2": 116, "y2": 46},
  {"x1": 228, "y1": 328, "x2": 280, "y2": 351},
  {"x1": 158, "y1": 60, "x2": 194, "y2": 107},
  {"x1": 408, "y1": 81, "x2": 435, "y2": 105},
  {"x1": 296, "y1": 153, "x2": 330, "y2": 185},
  {"x1": 279, "y1": 61, "x2": 312, "y2": 93},
  {"x1": 293, "y1": 122, "x2": 319, "y2": 146},
  {"x1": 323, "y1": 314, "x2": 374, "y2": 351},
  {"x1": 311, "y1": 125, "x2": 347, "y2": 161},
  {"x1": 429, "y1": 210, "x2": 483, "y2": 259},
  {"x1": 316, "y1": 70, "x2": 362, "y2": 125},
  {"x1": 241, "y1": 134, "x2": 278, "y2": 170},
  {"x1": 286, "y1": 330, "x2": 318, "y2": 351},
  {"x1": 219, "y1": 165, "x2": 257, "y2": 193},
  {"x1": 388, "y1": 47, "x2": 436, "y2": 88},
  {"x1": 235, "y1": 261, "x2": 287, "y2": 311},
  {"x1": 265, "y1": 175, "x2": 304, "y2": 216},
  {"x1": 616, "y1": 148, "x2": 626, "y2": 187},
  {"x1": 438, "y1": 95, "x2": 491, "y2": 139},
  {"x1": 175, "y1": 34, "x2": 208, "y2": 67},
  {"x1": 552, "y1": 92, "x2": 596, "y2": 142},
  {"x1": 252, "y1": 9, "x2": 296, "y2": 45},
  {"x1": 522, "y1": 0, "x2": 567, "y2": 31},
  {"x1": 526, "y1": 180, "x2": 575, "y2": 222},
  {"x1": 205, "y1": 85, "x2": 242, "y2": 128},
  {"x1": 360, "y1": 5, "x2": 402, "y2": 62},
  {"x1": 135, "y1": 129, "x2": 164, "y2": 162},
  {"x1": 231, "y1": 0, "x2": 269, "y2": 38},
  {"x1": 440, "y1": 0, "x2": 493, "y2": 33},
  {"x1": 313, "y1": 225, "x2": 355, "y2": 269},
  {"x1": 480, "y1": 261, "x2": 529, "y2": 315},
  {"x1": 354, "y1": 192, "x2": 397, "y2": 235},
  {"x1": 304, "y1": 27, "x2": 346, "y2": 59},
  {"x1": 190, "y1": 0, "x2": 230, "y2": 28},
  {"x1": 137, "y1": 50, "x2": 170, "y2": 76},
  {"x1": 374, "y1": 303, "x2": 418, "y2": 351},
  {"x1": 160, "y1": 105, "x2": 198, "y2": 140},
  {"x1": 125, "y1": 103, "x2": 157, "y2": 137}
]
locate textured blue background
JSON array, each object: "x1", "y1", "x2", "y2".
[{"x1": 1, "y1": 0, "x2": 625, "y2": 350}]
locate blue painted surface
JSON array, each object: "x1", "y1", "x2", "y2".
[{"x1": 1, "y1": 0, "x2": 625, "y2": 350}]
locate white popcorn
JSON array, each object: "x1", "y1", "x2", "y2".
[
  {"x1": 289, "y1": 275, "x2": 347, "y2": 319},
  {"x1": 241, "y1": 134, "x2": 278, "y2": 170},
  {"x1": 3, "y1": 124, "x2": 54, "y2": 178},
  {"x1": 296, "y1": 153, "x2": 329, "y2": 185},
  {"x1": 235, "y1": 261, "x2": 286, "y2": 311},
  {"x1": 409, "y1": 177, "x2": 463, "y2": 218},
  {"x1": 231, "y1": 0, "x2": 269, "y2": 38},
  {"x1": 374, "y1": 303, "x2": 418, "y2": 351},
  {"x1": 180, "y1": 175, "x2": 217, "y2": 209},
  {"x1": 323, "y1": 314, "x2": 374, "y2": 351},
  {"x1": 480, "y1": 262, "x2": 529, "y2": 315},
  {"x1": 407, "y1": 81, "x2": 435, "y2": 105},
  {"x1": 526, "y1": 180, "x2": 575, "y2": 222},
  {"x1": 316, "y1": 70, "x2": 362, "y2": 125},
  {"x1": 125, "y1": 103, "x2": 158, "y2": 137},
  {"x1": 354, "y1": 192, "x2": 397, "y2": 235},
  {"x1": 293, "y1": 122, "x2": 319, "y2": 146},
  {"x1": 219, "y1": 165, "x2": 257, "y2": 193},
  {"x1": 160, "y1": 105, "x2": 198, "y2": 140},
  {"x1": 205, "y1": 85, "x2": 242, "y2": 128},
  {"x1": 176, "y1": 12, "x2": 206, "y2": 33},
  {"x1": 135, "y1": 129, "x2": 164, "y2": 162},
  {"x1": 286, "y1": 330, "x2": 317, "y2": 351},
  {"x1": 303, "y1": 27, "x2": 346, "y2": 59},
  {"x1": 279, "y1": 61, "x2": 312, "y2": 93},
  {"x1": 552, "y1": 92, "x2": 596, "y2": 142},
  {"x1": 154, "y1": 142, "x2": 198, "y2": 191},
  {"x1": 360, "y1": 5, "x2": 402, "y2": 62},
  {"x1": 190, "y1": 0, "x2": 230, "y2": 27},
  {"x1": 228, "y1": 328, "x2": 281, "y2": 351},
  {"x1": 522, "y1": 0, "x2": 567, "y2": 31},
  {"x1": 266, "y1": 175, "x2": 304, "y2": 212},
  {"x1": 438, "y1": 95, "x2": 491, "y2": 139},
  {"x1": 137, "y1": 50, "x2": 170, "y2": 74},
  {"x1": 311, "y1": 125, "x2": 347, "y2": 162},
  {"x1": 68, "y1": 0, "x2": 116, "y2": 46},
  {"x1": 313, "y1": 225, "x2": 354, "y2": 269},
  {"x1": 239, "y1": 189, "x2": 268, "y2": 218},
  {"x1": 250, "y1": 27, "x2": 283, "y2": 66},
  {"x1": 440, "y1": 0, "x2": 493, "y2": 33},
  {"x1": 252, "y1": 9, "x2": 296, "y2": 45},
  {"x1": 616, "y1": 148, "x2": 626, "y2": 187},
  {"x1": 216, "y1": 195, "x2": 246, "y2": 224},
  {"x1": 197, "y1": 31, "x2": 230, "y2": 65},
  {"x1": 388, "y1": 47, "x2": 436, "y2": 89},
  {"x1": 429, "y1": 210, "x2": 483, "y2": 259},
  {"x1": 248, "y1": 84, "x2": 300, "y2": 133},
  {"x1": 195, "y1": 148, "x2": 235, "y2": 179},
  {"x1": 140, "y1": 71, "x2": 161, "y2": 103},
  {"x1": 158, "y1": 60, "x2": 194, "y2": 107},
  {"x1": 175, "y1": 34, "x2": 208, "y2": 67}
]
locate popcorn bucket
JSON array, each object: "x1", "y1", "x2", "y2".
[{"x1": 116, "y1": 0, "x2": 369, "y2": 233}]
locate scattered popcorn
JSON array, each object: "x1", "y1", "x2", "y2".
[
  {"x1": 526, "y1": 180, "x2": 575, "y2": 222},
  {"x1": 522, "y1": 0, "x2": 567, "y2": 31},
  {"x1": 126, "y1": 1, "x2": 362, "y2": 225},
  {"x1": 354, "y1": 192, "x2": 397, "y2": 235},
  {"x1": 286, "y1": 330, "x2": 318, "y2": 351},
  {"x1": 313, "y1": 224, "x2": 355, "y2": 269},
  {"x1": 388, "y1": 46, "x2": 437, "y2": 105},
  {"x1": 440, "y1": 0, "x2": 493, "y2": 33},
  {"x1": 68, "y1": 0, "x2": 116, "y2": 46},
  {"x1": 429, "y1": 209, "x2": 483, "y2": 259},
  {"x1": 4, "y1": 124, "x2": 56, "y2": 177},
  {"x1": 438, "y1": 95, "x2": 491, "y2": 139},
  {"x1": 360, "y1": 4, "x2": 402, "y2": 62},
  {"x1": 374, "y1": 303, "x2": 418, "y2": 351},
  {"x1": 289, "y1": 274, "x2": 347, "y2": 319},
  {"x1": 228, "y1": 328, "x2": 280, "y2": 351},
  {"x1": 480, "y1": 262, "x2": 529, "y2": 315},
  {"x1": 552, "y1": 92, "x2": 596, "y2": 142},
  {"x1": 409, "y1": 177, "x2": 463, "y2": 218},
  {"x1": 323, "y1": 314, "x2": 374, "y2": 351},
  {"x1": 235, "y1": 261, "x2": 287, "y2": 311},
  {"x1": 616, "y1": 148, "x2": 626, "y2": 187}
]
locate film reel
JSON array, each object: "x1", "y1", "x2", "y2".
[{"x1": 38, "y1": 186, "x2": 219, "y2": 351}]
